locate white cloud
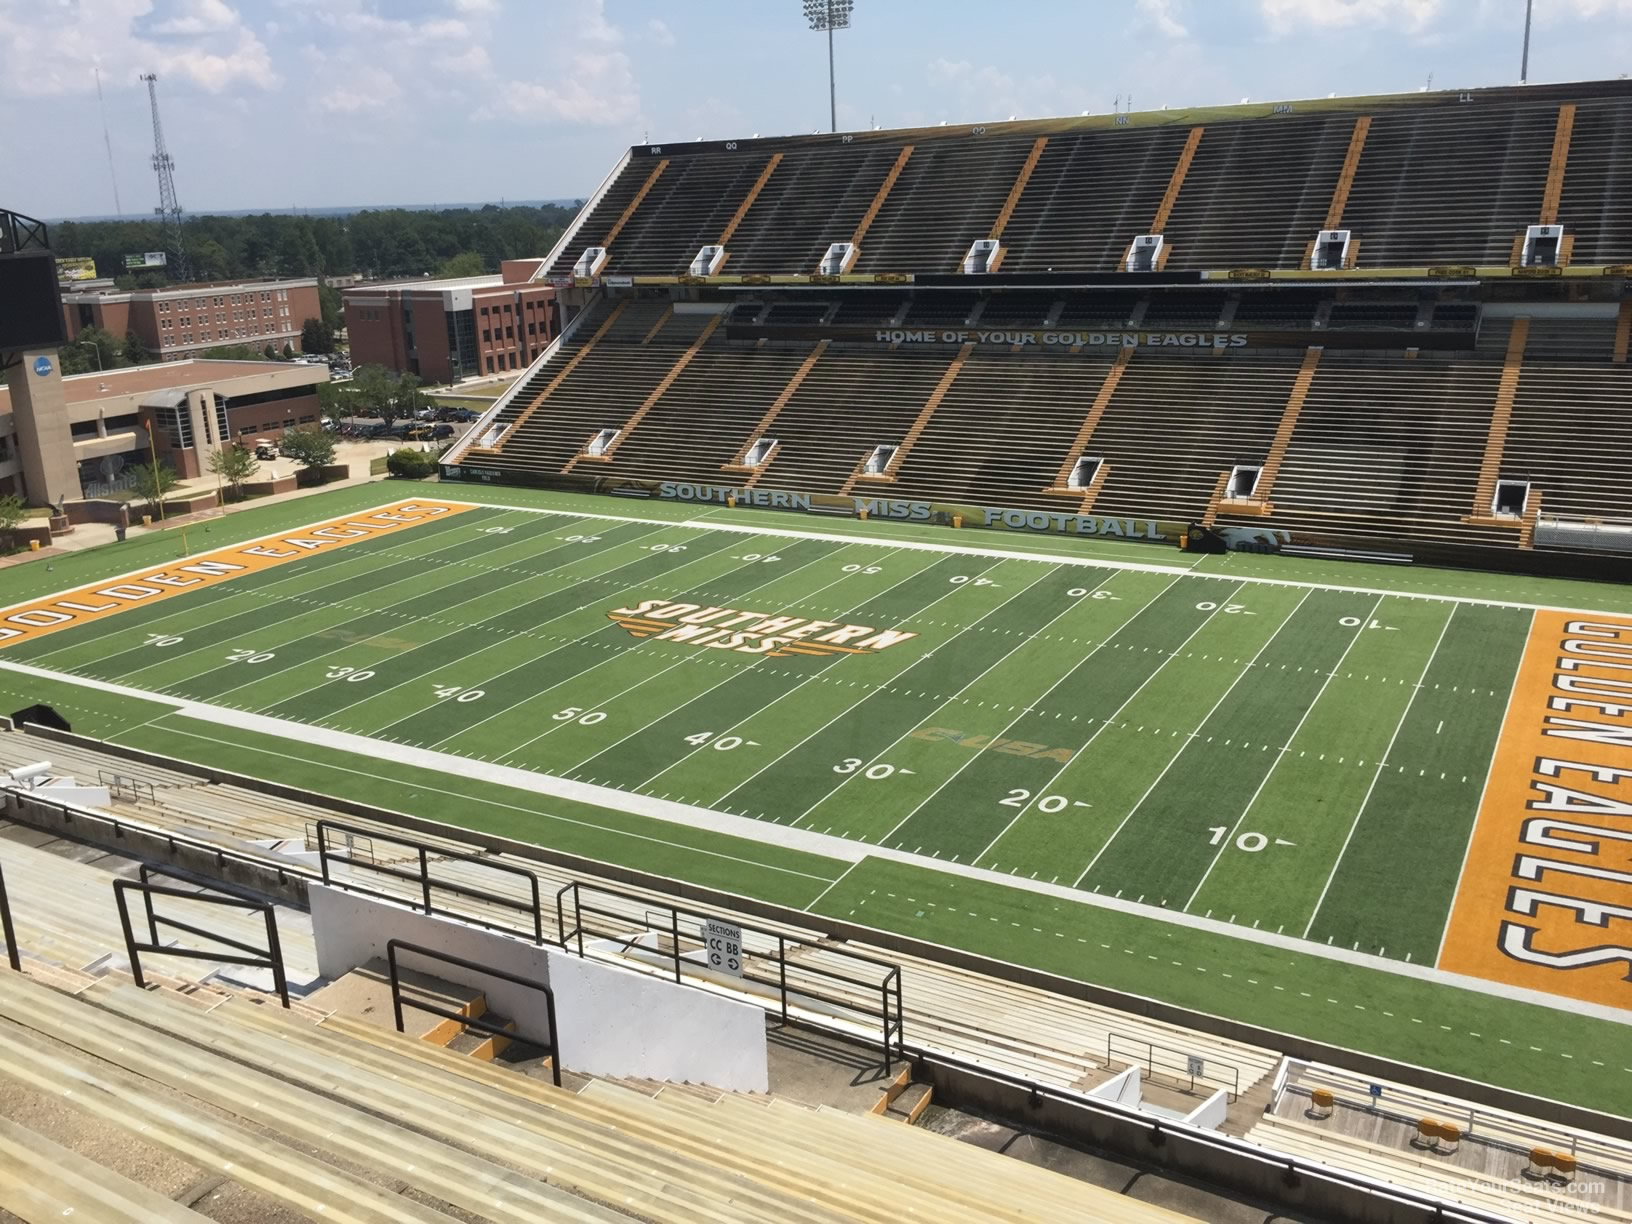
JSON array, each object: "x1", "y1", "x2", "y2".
[
  {"x1": 0, "y1": 0, "x2": 278, "y2": 97},
  {"x1": 148, "y1": 0, "x2": 238, "y2": 36},
  {"x1": 1257, "y1": 0, "x2": 1445, "y2": 34},
  {"x1": 318, "y1": 64, "x2": 401, "y2": 114},
  {"x1": 646, "y1": 17, "x2": 676, "y2": 46},
  {"x1": 1136, "y1": 0, "x2": 1189, "y2": 39},
  {"x1": 451, "y1": 0, "x2": 497, "y2": 12},
  {"x1": 1537, "y1": 0, "x2": 1632, "y2": 18},
  {"x1": 477, "y1": 1, "x2": 640, "y2": 127}
]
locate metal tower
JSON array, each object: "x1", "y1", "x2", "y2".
[{"x1": 141, "y1": 73, "x2": 190, "y2": 280}]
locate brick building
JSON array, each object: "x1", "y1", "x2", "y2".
[
  {"x1": 0, "y1": 357, "x2": 329, "y2": 501},
  {"x1": 343, "y1": 260, "x2": 556, "y2": 383},
  {"x1": 60, "y1": 278, "x2": 321, "y2": 361}
]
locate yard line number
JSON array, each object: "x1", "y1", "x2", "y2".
[
  {"x1": 553, "y1": 706, "x2": 607, "y2": 725},
  {"x1": 833, "y1": 759, "x2": 915, "y2": 779},
  {"x1": 685, "y1": 732, "x2": 761, "y2": 751},
  {"x1": 433, "y1": 685, "x2": 485, "y2": 703},
  {"x1": 226, "y1": 648, "x2": 275, "y2": 664},
  {"x1": 1001, "y1": 789, "x2": 1090, "y2": 813}
]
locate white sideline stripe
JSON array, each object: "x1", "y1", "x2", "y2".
[
  {"x1": 452, "y1": 499, "x2": 1632, "y2": 617},
  {"x1": 4, "y1": 657, "x2": 1628, "y2": 1029}
]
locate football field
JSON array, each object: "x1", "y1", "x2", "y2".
[{"x1": 3, "y1": 487, "x2": 1631, "y2": 1111}]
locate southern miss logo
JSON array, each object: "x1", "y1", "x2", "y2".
[{"x1": 609, "y1": 598, "x2": 917, "y2": 658}]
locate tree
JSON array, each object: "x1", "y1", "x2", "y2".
[
  {"x1": 202, "y1": 343, "x2": 272, "y2": 362},
  {"x1": 280, "y1": 425, "x2": 336, "y2": 473},
  {"x1": 122, "y1": 330, "x2": 152, "y2": 366},
  {"x1": 391, "y1": 372, "x2": 433, "y2": 423},
  {"x1": 318, "y1": 282, "x2": 343, "y2": 333},
  {"x1": 281, "y1": 342, "x2": 295, "y2": 359},
  {"x1": 386, "y1": 446, "x2": 438, "y2": 478},
  {"x1": 59, "y1": 326, "x2": 124, "y2": 375},
  {"x1": 300, "y1": 317, "x2": 335, "y2": 354},
  {"x1": 0, "y1": 494, "x2": 24, "y2": 551},
  {"x1": 263, "y1": 343, "x2": 278, "y2": 360},
  {"x1": 436, "y1": 251, "x2": 487, "y2": 279},
  {"x1": 348, "y1": 364, "x2": 398, "y2": 425},
  {"x1": 208, "y1": 443, "x2": 259, "y2": 500},
  {"x1": 131, "y1": 459, "x2": 180, "y2": 514}
]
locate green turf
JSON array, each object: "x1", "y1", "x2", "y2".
[
  {"x1": 5, "y1": 481, "x2": 1629, "y2": 1117},
  {"x1": 807, "y1": 857, "x2": 1632, "y2": 1118}
]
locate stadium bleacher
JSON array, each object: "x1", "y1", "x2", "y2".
[{"x1": 450, "y1": 77, "x2": 1632, "y2": 573}]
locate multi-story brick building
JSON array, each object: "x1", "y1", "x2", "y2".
[
  {"x1": 343, "y1": 260, "x2": 556, "y2": 383},
  {"x1": 60, "y1": 278, "x2": 321, "y2": 361}
]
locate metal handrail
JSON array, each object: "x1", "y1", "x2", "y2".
[
  {"x1": 386, "y1": 938, "x2": 559, "y2": 1087},
  {"x1": 1107, "y1": 1033, "x2": 1241, "y2": 1101},
  {"x1": 112, "y1": 877, "x2": 288, "y2": 1007},
  {"x1": 556, "y1": 879, "x2": 905, "y2": 1072},
  {"x1": 0, "y1": 864, "x2": 18, "y2": 972},
  {"x1": 316, "y1": 819, "x2": 544, "y2": 943},
  {"x1": 98, "y1": 771, "x2": 156, "y2": 805}
]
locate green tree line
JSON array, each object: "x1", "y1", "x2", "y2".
[{"x1": 52, "y1": 203, "x2": 579, "y2": 285}]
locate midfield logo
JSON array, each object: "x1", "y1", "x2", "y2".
[{"x1": 609, "y1": 598, "x2": 917, "y2": 658}]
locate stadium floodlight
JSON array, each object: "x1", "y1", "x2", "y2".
[{"x1": 803, "y1": 0, "x2": 853, "y2": 134}]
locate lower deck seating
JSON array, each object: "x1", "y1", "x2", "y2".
[
  {"x1": 1503, "y1": 363, "x2": 1632, "y2": 519},
  {"x1": 1235, "y1": 353, "x2": 1502, "y2": 547}
]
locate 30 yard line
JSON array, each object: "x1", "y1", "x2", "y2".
[{"x1": 712, "y1": 559, "x2": 1069, "y2": 816}]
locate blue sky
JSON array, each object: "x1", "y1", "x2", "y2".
[{"x1": 3, "y1": 0, "x2": 1630, "y2": 219}]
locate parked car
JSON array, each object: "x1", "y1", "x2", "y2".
[
  {"x1": 432, "y1": 423, "x2": 454, "y2": 439},
  {"x1": 403, "y1": 424, "x2": 435, "y2": 441},
  {"x1": 254, "y1": 439, "x2": 277, "y2": 460}
]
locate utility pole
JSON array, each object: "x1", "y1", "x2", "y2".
[
  {"x1": 1520, "y1": 0, "x2": 1533, "y2": 84},
  {"x1": 141, "y1": 73, "x2": 191, "y2": 280}
]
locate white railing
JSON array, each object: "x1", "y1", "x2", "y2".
[{"x1": 533, "y1": 149, "x2": 634, "y2": 283}]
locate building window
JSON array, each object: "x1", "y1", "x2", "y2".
[
  {"x1": 486, "y1": 356, "x2": 494, "y2": 373},
  {"x1": 482, "y1": 329, "x2": 491, "y2": 342},
  {"x1": 509, "y1": 352, "x2": 518, "y2": 369}
]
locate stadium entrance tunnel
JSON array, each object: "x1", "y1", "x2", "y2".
[{"x1": 8, "y1": 704, "x2": 70, "y2": 733}]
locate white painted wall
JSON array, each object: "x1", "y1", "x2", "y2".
[
  {"x1": 309, "y1": 885, "x2": 767, "y2": 1091},
  {"x1": 1089, "y1": 1066, "x2": 1143, "y2": 1108},
  {"x1": 1183, "y1": 1087, "x2": 1230, "y2": 1132}
]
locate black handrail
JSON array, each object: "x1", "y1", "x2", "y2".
[
  {"x1": 911, "y1": 1048, "x2": 1519, "y2": 1224},
  {"x1": 1108, "y1": 1032, "x2": 1241, "y2": 1101},
  {"x1": 385, "y1": 938, "x2": 559, "y2": 1087},
  {"x1": 317, "y1": 819, "x2": 544, "y2": 943},
  {"x1": 112, "y1": 877, "x2": 289, "y2": 1007},
  {"x1": 557, "y1": 879, "x2": 905, "y2": 1073},
  {"x1": 0, "y1": 864, "x2": 18, "y2": 972}
]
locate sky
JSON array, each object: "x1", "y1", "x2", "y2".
[{"x1": 2, "y1": 0, "x2": 1630, "y2": 220}]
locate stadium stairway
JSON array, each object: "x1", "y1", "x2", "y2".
[{"x1": 0, "y1": 966, "x2": 1201, "y2": 1223}]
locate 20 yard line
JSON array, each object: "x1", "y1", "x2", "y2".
[{"x1": 970, "y1": 574, "x2": 1235, "y2": 866}]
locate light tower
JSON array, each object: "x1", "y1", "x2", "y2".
[
  {"x1": 803, "y1": 0, "x2": 853, "y2": 134},
  {"x1": 141, "y1": 73, "x2": 191, "y2": 280}
]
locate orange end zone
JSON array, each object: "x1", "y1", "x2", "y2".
[
  {"x1": 0, "y1": 500, "x2": 474, "y2": 652},
  {"x1": 1439, "y1": 609, "x2": 1632, "y2": 1010}
]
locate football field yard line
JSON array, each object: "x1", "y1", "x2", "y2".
[
  {"x1": 244, "y1": 523, "x2": 719, "y2": 722},
  {"x1": 94, "y1": 509, "x2": 565, "y2": 690},
  {"x1": 1181, "y1": 593, "x2": 1383, "y2": 912},
  {"x1": 150, "y1": 512, "x2": 608, "y2": 701},
  {"x1": 364, "y1": 533, "x2": 841, "y2": 744},
  {"x1": 800, "y1": 859, "x2": 864, "y2": 913},
  {"x1": 437, "y1": 542, "x2": 860, "y2": 755},
  {"x1": 1430, "y1": 609, "x2": 1537, "y2": 965},
  {"x1": 1302, "y1": 606, "x2": 1461, "y2": 940},
  {"x1": 873, "y1": 568, "x2": 1151, "y2": 848},
  {"x1": 9, "y1": 654, "x2": 1631, "y2": 1030},
  {"x1": 1074, "y1": 587, "x2": 1314, "y2": 887},
  {"x1": 557, "y1": 546, "x2": 924, "y2": 778},
  {"x1": 699, "y1": 557, "x2": 1054, "y2": 812},
  {"x1": 559, "y1": 547, "x2": 925, "y2": 779},
  {"x1": 969, "y1": 575, "x2": 1233, "y2": 865},
  {"x1": 20, "y1": 507, "x2": 535, "y2": 670}
]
